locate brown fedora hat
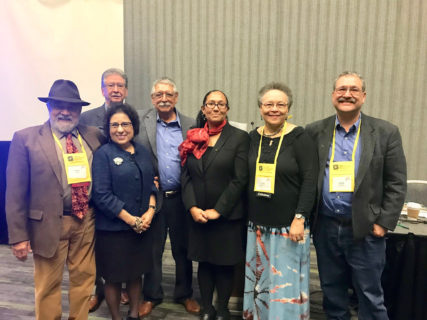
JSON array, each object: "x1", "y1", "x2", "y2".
[{"x1": 38, "y1": 79, "x2": 90, "y2": 106}]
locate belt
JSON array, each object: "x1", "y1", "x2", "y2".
[{"x1": 163, "y1": 190, "x2": 181, "y2": 199}]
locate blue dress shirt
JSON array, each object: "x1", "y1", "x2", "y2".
[
  {"x1": 156, "y1": 113, "x2": 183, "y2": 191},
  {"x1": 321, "y1": 116, "x2": 362, "y2": 217}
]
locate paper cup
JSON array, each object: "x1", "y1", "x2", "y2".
[{"x1": 407, "y1": 202, "x2": 422, "y2": 219}]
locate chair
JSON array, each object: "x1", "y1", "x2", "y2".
[{"x1": 405, "y1": 180, "x2": 427, "y2": 206}]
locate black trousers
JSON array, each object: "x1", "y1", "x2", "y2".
[{"x1": 142, "y1": 194, "x2": 193, "y2": 302}]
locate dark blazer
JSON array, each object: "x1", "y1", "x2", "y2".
[
  {"x1": 92, "y1": 142, "x2": 157, "y2": 231},
  {"x1": 181, "y1": 123, "x2": 249, "y2": 220},
  {"x1": 79, "y1": 104, "x2": 106, "y2": 131},
  {"x1": 306, "y1": 113, "x2": 407, "y2": 239},
  {"x1": 6, "y1": 121, "x2": 104, "y2": 258},
  {"x1": 135, "y1": 108, "x2": 195, "y2": 210}
]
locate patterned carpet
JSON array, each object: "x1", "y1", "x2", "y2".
[{"x1": 0, "y1": 238, "x2": 354, "y2": 319}]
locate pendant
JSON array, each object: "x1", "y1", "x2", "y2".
[{"x1": 269, "y1": 139, "x2": 273, "y2": 147}]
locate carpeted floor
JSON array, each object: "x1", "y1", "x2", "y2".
[{"x1": 0, "y1": 238, "x2": 356, "y2": 319}]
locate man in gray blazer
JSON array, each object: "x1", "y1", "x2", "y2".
[
  {"x1": 80, "y1": 68, "x2": 129, "y2": 311},
  {"x1": 135, "y1": 77, "x2": 200, "y2": 317},
  {"x1": 6, "y1": 79, "x2": 104, "y2": 320},
  {"x1": 80, "y1": 68, "x2": 128, "y2": 130},
  {"x1": 306, "y1": 71, "x2": 407, "y2": 320}
]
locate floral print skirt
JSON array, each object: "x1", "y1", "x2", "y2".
[{"x1": 243, "y1": 221, "x2": 310, "y2": 320}]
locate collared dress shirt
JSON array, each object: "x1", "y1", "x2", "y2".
[
  {"x1": 156, "y1": 112, "x2": 183, "y2": 191},
  {"x1": 51, "y1": 127, "x2": 93, "y2": 212},
  {"x1": 321, "y1": 116, "x2": 361, "y2": 217}
]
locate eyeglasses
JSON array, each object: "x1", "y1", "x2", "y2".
[
  {"x1": 204, "y1": 102, "x2": 228, "y2": 109},
  {"x1": 152, "y1": 91, "x2": 176, "y2": 99},
  {"x1": 105, "y1": 83, "x2": 126, "y2": 89},
  {"x1": 334, "y1": 87, "x2": 363, "y2": 96},
  {"x1": 110, "y1": 122, "x2": 133, "y2": 129},
  {"x1": 261, "y1": 103, "x2": 288, "y2": 110}
]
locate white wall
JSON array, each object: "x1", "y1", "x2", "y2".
[{"x1": 0, "y1": 0, "x2": 124, "y2": 140}]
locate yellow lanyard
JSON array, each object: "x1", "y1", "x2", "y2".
[
  {"x1": 52, "y1": 131, "x2": 91, "y2": 185},
  {"x1": 330, "y1": 121, "x2": 361, "y2": 163},
  {"x1": 52, "y1": 132, "x2": 87, "y2": 154},
  {"x1": 329, "y1": 121, "x2": 361, "y2": 192},
  {"x1": 254, "y1": 122, "x2": 287, "y2": 194}
]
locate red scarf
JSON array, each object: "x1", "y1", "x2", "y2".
[{"x1": 179, "y1": 120, "x2": 227, "y2": 166}]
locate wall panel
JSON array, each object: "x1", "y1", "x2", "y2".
[{"x1": 124, "y1": 0, "x2": 427, "y2": 179}]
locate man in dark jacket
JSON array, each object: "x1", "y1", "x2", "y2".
[{"x1": 306, "y1": 71, "x2": 407, "y2": 320}]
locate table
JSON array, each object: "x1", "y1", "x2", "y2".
[{"x1": 383, "y1": 215, "x2": 427, "y2": 320}]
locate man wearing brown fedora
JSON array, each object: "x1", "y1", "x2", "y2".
[{"x1": 6, "y1": 79, "x2": 105, "y2": 320}]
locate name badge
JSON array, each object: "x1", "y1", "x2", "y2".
[
  {"x1": 329, "y1": 161, "x2": 354, "y2": 192},
  {"x1": 62, "y1": 152, "x2": 91, "y2": 185},
  {"x1": 254, "y1": 163, "x2": 276, "y2": 194}
]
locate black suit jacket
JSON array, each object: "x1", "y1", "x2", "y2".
[
  {"x1": 181, "y1": 123, "x2": 249, "y2": 220},
  {"x1": 306, "y1": 113, "x2": 407, "y2": 239},
  {"x1": 79, "y1": 104, "x2": 106, "y2": 131}
]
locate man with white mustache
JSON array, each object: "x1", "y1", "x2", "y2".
[
  {"x1": 306, "y1": 71, "x2": 407, "y2": 320},
  {"x1": 135, "y1": 77, "x2": 200, "y2": 317},
  {"x1": 6, "y1": 79, "x2": 104, "y2": 320}
]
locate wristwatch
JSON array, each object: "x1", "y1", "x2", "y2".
[{"x1": 295, "y1": 213, "x2": 305, "y2": 220}]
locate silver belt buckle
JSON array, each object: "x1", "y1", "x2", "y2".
[{"x1": 164, "y1": 190, "x2": 177, "y2": 198}]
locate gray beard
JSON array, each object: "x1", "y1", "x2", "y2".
[{"x1": 50, "y1": 118, "x2": 78, "y2": 134}]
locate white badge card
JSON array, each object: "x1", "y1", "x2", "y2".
[
  {"x1": 329, "y1": 161, "x2": 354, "y2": 192},
  {"x1": 62, "y1": 152, "x2": 92, "y2": 185},
  {"x1": 254, "y1": 163, "x2": 276, "y2": 194}
]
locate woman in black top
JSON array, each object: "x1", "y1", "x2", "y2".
[
  {"x1": 243, "y1": 83, "x2": 318, "y2": 320},
  {"x1": 180, "y1": 90, "x2": 249, "y2": 320}
]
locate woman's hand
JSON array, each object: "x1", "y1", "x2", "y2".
[
  {"x1": 204, "y1": 209, "x2": 221, "y2": 220},
  {"x1": 140, "y1": 209, "x2": 155, "y2": 231},
  {"x1": 289, "y1": 217, "x2": 305, "y2": 242},
  {"x1": 189, "y1": 206, "x2": 208, "y2": 223},
  {"x1": 119, "y1": 209, "x2": 144, "y2": 233}
]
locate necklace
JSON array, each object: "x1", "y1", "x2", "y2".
[{"x1": 263, "y1": 125, "x2": 283, "y2": 137}]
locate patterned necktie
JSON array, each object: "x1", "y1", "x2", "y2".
[{"x1": 66, "y1": 133, "x2": 89, "y2": 219}]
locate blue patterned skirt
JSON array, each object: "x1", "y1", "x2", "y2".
[{"x1": 243, "y1": 221, "x2": 310, "y2": 320}]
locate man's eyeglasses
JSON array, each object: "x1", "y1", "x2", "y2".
[
  {"x1": 204, "y1": 102, "x2": 228, "y2": 109},
  {"x1": 261, "y1": 103, "x2": 288, "y2": 110},
  {"x1": 152, "y1": 91, "x2": 176, "y2": 99},
  {"x1": 105, "y1": 83, "x2": 126, "y2": 89},
  {"x1": 334, "y1": 87, "x2": 363, "y2": 96},
  {"x1": 110, "y1": 122, "x2": 133, "y2": 129}
]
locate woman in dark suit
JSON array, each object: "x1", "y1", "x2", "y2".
[
  {"x1": 180, "y1": 90, "x2": 249, "y2": 320},
  {"x1": 92, "y1": 103, "x2": 157, "y2": 320}
]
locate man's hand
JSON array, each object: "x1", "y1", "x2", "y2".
[
  {"x1": 372, "y1": 223, "x2": 387, "y2": 237},
  {"x1": 153, "y1": 176, "x2": 160, "y2": 190},
  {"x1": 12, "y1": 241, "x2": 32, "y2": 261}
]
